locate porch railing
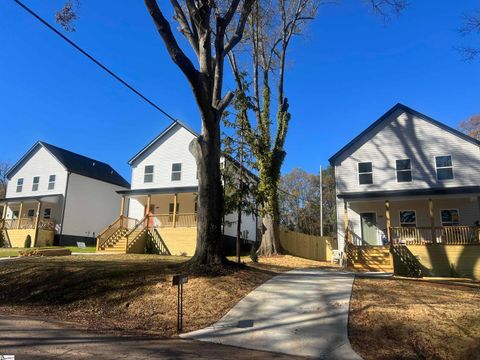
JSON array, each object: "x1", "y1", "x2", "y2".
[
  {"x1": 38, "y1": 219, "x2": 55, "y2": 231},
  {"x1": 390, "y1": 226, "x2": 480, "y2": 245},
  {"x1": 149, "y1": 213, "x2": 197, "y2": 228},
  {"x1": 0, "y1": 218, "x2": 56, "y2": 230}
]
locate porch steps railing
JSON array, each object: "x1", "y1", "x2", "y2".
[{"x1": 96, "y1": 216, "x2": 138, "y2": 251}]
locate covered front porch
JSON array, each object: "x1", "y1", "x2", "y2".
[
  {"x1": 0, "y1": 195, "x2": 60, "y2": 247},
  {"x1": 120, "y1": 187, "x2": 198, "y2": 228},
  {"x1": 342, "y1": 193, "x2": 480, "y2": 246}
]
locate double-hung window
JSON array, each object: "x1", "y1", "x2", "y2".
[
  {"x1": 396, "y1": 159, "x2": 412, "y2": 182},
  {"x1": 441, "y1": 209, "x2": 460, "y2": 226},
  {"x1": 32, "y1": 176, "x2": 40, "y2": 191},
  {"x1": 48, "y1": 175, "x2": 56, "y2": 190},
  {"x1": 43, "y1": 208, "x2": 51, "y2": 219},
  {"x1": 171, "y1": 163, "x2": 182, "y2": 181},
  {"x1": 435, "y1": 155, "x2": 454, "y2": 180},
  {"x1": 144, "y1": 165, "x2": 154, "y2": 183},
  {"x1": 16, "y1": 178, "x2": 24, "y2": 193},
  {"x1": 358, "y1": 162, "x2": 373, "y2": 185},
  {"x1": 400, "y1": 210, "x2": 416, "y2": 227}
]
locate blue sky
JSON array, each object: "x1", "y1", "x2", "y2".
[{"x1": 1, "y1": 0, "x2": 479, "y2": 180}]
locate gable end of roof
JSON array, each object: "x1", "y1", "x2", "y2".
[{"x1": 328, "y1": 103, "x2": 480, "y2": 165}]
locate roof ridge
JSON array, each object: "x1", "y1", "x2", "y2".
[{"x1": 39, "y1": 141, "x2": 114, "y2": 169}]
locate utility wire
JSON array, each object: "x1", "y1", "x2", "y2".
[{"x1": 12, "y1": 0, "x2": 177, "y2": 122}]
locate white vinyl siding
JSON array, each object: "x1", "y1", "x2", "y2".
[
  {"x1": 333, "y1": 109, "x2": 480, "y2": 193},
  {"x1": 130, "y1": 124, "x2": 198, "y2": 189},
  {"x1": 6, "y1": 146, "x2": 68, "y2": 198},
  {"x1": 62, "y1": 173, "x2": 127, "y2": 238}
]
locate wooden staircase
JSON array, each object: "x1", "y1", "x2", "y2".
[
  {"x1": 346, "y1": 245, "x2": 394, "y2": 272},
  {"x1": 97, "y1": 228, "x2": 129, "y2": 252}
]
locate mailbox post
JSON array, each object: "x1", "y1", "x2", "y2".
[{"x1": 172, "y1": 274, "x2": 188, "y2": 332}]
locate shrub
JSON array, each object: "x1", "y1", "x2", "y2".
[
  {"x1": 24, "y1": 235, "x2": 32, "y2": 248},
  {"x1": 144, "y1": 239, "x2": 157, "y2": 254}
]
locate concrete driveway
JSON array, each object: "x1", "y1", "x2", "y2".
[
  {"x1": 0, "y1": 315, "x2": 303, "y2": 360},
  {"x1": 183, "y1": 269, "x2": 362, "y2": 359}
]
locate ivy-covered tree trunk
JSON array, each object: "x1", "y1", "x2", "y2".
[{"x1": 257, "y1": 153, "x2": 284, "y2": 256}]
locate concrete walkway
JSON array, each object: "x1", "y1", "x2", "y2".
[
  {"x1": 182, "y1": 269, "x2": 362, "y2": 360},
  {"x1": 0, "y1": 315, "x2": 302, "y2": 359}
]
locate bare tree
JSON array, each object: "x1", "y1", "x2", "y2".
[
  {"x1": 457, "y1": 10, "x2": 480, "y2": 61},
  {"x1": 0, "y1": 162, "x2": 10, "y2": 200},
  {"x1": 228, "y1": 0, "x2": 406, "y2": 256},
  {"x1": 57, "y1": 1, "x2": 256, "y2": 268},
  {"x1": 459, "y1": 114, "x2": 480, "y2": 140}
]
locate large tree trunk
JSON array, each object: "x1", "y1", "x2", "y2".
[
  {"x1": 258, "y1": 194, "x2": 281, "y2": 256},
  {"x1": 190, "y1": 110, "x2": 226, "y2": 266}
]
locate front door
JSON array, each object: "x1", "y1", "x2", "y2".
[{"x1": 360, "y1": 212, "x2": 378, "y2": 246}]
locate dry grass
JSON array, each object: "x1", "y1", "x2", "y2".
[
  {"x1": 349, "y1": 276, "x2": 480, "y2": 360},
  {"x1": 0, "y1": 254, "x2": 332, "y2": 337}
]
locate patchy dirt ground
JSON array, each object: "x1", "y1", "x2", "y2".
[
  {"x1": 0, "y1": 254, "x2": 331, "y2": 337},
  {"x1": 349, "y1": 276, "x2": 480, "y2": 360}
]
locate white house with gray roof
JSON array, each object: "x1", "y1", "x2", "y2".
[
  {"x1": 96, "y1": 121, "x2": 259, "y2": 255},
  {"x1": 0, "y1": 142, "x2": 129, "y2": 247},
  {"x1": 330, "y1": 104, "x2": 480, "y2": 253}
]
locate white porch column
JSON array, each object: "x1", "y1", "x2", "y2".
[
  {"x1": 385, "y1": 200, "x2": 391, "y2": 244},
  {"x1": 17, "y1": 202, "x2": 23, "y2": 229}
]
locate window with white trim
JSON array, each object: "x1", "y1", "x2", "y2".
[
  {"x1": 171, "y1": 163, "x2": 182, "y2": 181},
  {"x1": 441, "y1": 209, "x2": 460, "y2": 226},
  {"x1": 48, "y1": 175, "x2": 56, "y2": 190},
  {"x1": 144, "y1": 165, "x2": 154, "y2": 183},
  {"x1": 32, "y1": 176, "x2": 40, "y2": 191},
  {"x1": 435, "y1": 155, "x2": 453, "y2": 180},
  {"x1": 16, "y1": 178, "x2": 24, "y2": 193},
  {"x1": 358, "y1": 162, "x2": 373, "y2": 185},
  {"x1": 400, "y1": 210, "x2": 416, "y2": 227},
  {"x1": 396, "y1": 159, "x2": 412, "y2": 182}
]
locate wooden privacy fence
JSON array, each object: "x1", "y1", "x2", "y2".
[{"x1": 279, "y1": 230, "x2": 337, "y2": 262}]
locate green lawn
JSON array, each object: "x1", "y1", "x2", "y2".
[{"x1": 0, "y1": 246, "x2": 96, "y2": 257}]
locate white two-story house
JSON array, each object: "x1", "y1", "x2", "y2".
[
  {"x1": 96, "y1": 120, "x2": 259, "y2": 255},
  {"x1": 0, "y1": 141, "x2": 130, "y2": 247},
  {"x1": 330, "y1": 104, "x2": 480, "y2": 253}
]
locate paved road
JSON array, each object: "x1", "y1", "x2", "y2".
[
  {"x1": 0, "y1": 315, "x2": 303, "y2": 360},
  {"x1": 183, "y1": 269, "x2": 362, "y2": 360}
]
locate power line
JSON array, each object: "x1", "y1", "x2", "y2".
[{"x1": 12, "y1": 0, "x2": 177, "y2": 122}]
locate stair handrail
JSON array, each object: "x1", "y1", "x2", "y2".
[
  {"x1": 125, "y1": 214, "x2": 150, "y2": 252},
  {"x1": 96, "y1": 216, "x2": 138, "y2": 251}
]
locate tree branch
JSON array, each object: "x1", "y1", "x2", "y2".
[
  {"x1": 224, "y1": 0, "x2": 256, "y2": 55},
  {"x1": 144, "y1": 0, "x2": 199, "y2": 85},
  {"x1": 170, "y1": 0, "x2": 199, "y2": 56}
]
